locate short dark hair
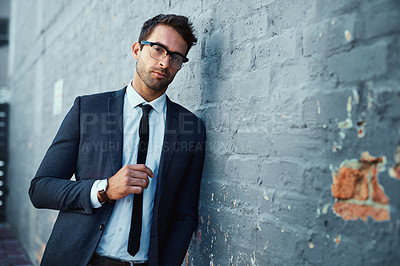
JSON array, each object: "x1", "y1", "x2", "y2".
[{"x1": 139, "y1": 14, "x2": 197, "y2": 55}]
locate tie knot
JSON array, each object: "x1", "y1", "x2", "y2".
[{"x1": 139, "y1": 104, "x2": 153, "y2": 115}]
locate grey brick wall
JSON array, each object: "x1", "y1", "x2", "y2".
[{"x1": 7, "y1": 0, "x2": 400, "y2": 265}]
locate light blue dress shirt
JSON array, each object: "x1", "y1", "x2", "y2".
[{"x1": 90, "y1": 81, "x2": 166, "y2": 262}]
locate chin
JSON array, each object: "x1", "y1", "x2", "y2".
[
  {"x1": 145, "y1": 82, "x2": 167, "y2": 92},
  {"x1": 149, "y1": 86, "x2": 166, "y2": 92},
  {"x1": 147, "y1": 80, "x2": 172, "y2": 92}
]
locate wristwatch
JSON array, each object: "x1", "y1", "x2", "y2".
[{"x1": 97, "y1": 179, "x2": 114, "y2": 203}]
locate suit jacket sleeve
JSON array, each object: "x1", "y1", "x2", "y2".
[
  {"x1": 160, "y1": 121, "x2": 206, "y2": 265},
  {"x1": 29, "y1": 96, "x2": 96, "y2": 214}
]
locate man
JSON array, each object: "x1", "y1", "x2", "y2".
[{"x1": 29, "y1": 14, "x2": 206, "y2": 266}]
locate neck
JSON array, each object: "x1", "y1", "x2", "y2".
[{"x1": 132, "y1": 74, "x2": 167, "y2": 102}]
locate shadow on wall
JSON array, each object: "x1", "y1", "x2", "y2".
[
  {"x1": 200, "y1": 27, "x2": 222, "y2": 105},
  {"x1": 184, "y1": 16, "x2": 225, "y2": 265}
]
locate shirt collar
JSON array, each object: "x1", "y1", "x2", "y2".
[{"x1": 126, "y1": 80, "x2": 166, "y2": 114}]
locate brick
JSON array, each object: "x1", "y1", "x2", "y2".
[
  {"x1": 269, "y1": 133, "x2": 321, "y2": 159},
  {"x1": 194, "y1": 107, "x2": 225, "y2": 134},
  {"x1": 260, "y1": 160, "x2": 303, "y2": 190},
  {"x1": 333, "y1": 201, "x2": 390, "y2": 222},
  {"x1": 229, "y1": 68, "x2": 270, "y2": 100},
  {"x1": 331, "y1": 152, "x2": 390, "y2": 222},
  {"x1": 371, "y1": 167, "x2": 389, "y2": 205},
  {"x1": 270, "y1": 191, "x2": 318, "y2": 228},
  {"x1": 303, "y1": 13, "x2": 357, "y2": 56},
  {"x1": 269, "y1": 59, "x2": 310, "y2": 91},
  {"x1": 362, "y1": 0, "x2": 400, "y2": 40},
  {"x1": 41, "y1": 0, "x2": 64, "y2": 31},
  {"x1": 206, "y1": 132, "x2": 235, "y2": 155},
  {"x1": 225, "y1": 156, "x2": 260, "y2": 185},
  {"x1": 327, "y1": 41, "x2": 388, "y2": 83},
  {"x1": 219, "y1": 44, "x2": 253, "y2": 74},
  {"x1": 230, "y1": 5, "x2": 269, "y2": 46},
  {"x1": 331, "y1": 166, "x2": 369, "y2": 200},
  {"x1": 266, "y1": 0, "x2": 315, "y2": 34},
  {"x1": 203, "y1": 29, "x2": 230, "y2": 59},
  {"x1": 254, "y1": 28, "x2": 297, "y2": 68},
  {"x1": 201, "y1": 155, "x2": 227, "y2": 180},
  {"x1": 233, "y1": 131, "x2": 272, "y2": 155},
  {"x1": 313, "y1": 0, "x2": 362, "y2": 20}
]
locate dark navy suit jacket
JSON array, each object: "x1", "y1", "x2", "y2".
[{"x1": 29, "y1": 88, "x2": 206, "y2": 266}]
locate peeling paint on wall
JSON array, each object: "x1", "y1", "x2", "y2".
[
  {"x1": 335, "y1": 86, "x2": 378, "y2": 146},
  {"x1": 352, "y1": 89, "x2": 359, "y2": 104},
  {"x1": 331, "y1": 152, "x2": 390, "y2": 222},
  {"x1": 335, "y1": 94, "x2": 356, "y2": 151},
  {"x1": 322, "y1": 204, "x2": 329, "y2": 214},
  {"x1": 357, "y1": 121, "x2": 366, "y2": 138},
  {"x1": 263, "y1": 191, "x2": 269, "y2": 200},
  {"x1": 334, "y1": 234, "x2": 341, "y2": 245},
  {"x1": 332, "y1": 142, "x2": 342, "y2": 152},
  {"x1": 367, "y1": 81, "x2": 374, "y2": 110},
  {"x1": 338, "y1": 95, "x2": 353, "y2": 130},
  {"x1": 344, "y1": 30, "x2": 352, "y2": 42},
  {"x1": 338, "y1": 118, "x2": 353, "y2": 129}
]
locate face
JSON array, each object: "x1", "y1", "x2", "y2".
[{"x1": 132, "y1": 24, "x2": 188, "y2": 99}]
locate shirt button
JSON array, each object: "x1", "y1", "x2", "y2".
[
  {"x1": 127, "y1": 199, "x2": 131, "y2": 203},
  {"x1": 99, "y1": 224, "x2": 104, "y2": 231},
  {"x1": 119, "y1": 227, "x2": 122, "y2": 232}
]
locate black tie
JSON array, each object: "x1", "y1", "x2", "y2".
[{"x1": 128, "y1": 104, "x2": 153, "y2": 256}]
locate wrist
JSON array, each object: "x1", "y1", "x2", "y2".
[{"x1": 97, "y1": 179, "x2": 114, "y2": 203}]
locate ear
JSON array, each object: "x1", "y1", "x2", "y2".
[{"x1": 132, "y1": 42, "x2": 141, "y2": 60}]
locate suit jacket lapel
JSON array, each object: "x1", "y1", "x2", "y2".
[
  {"x1": 108, "y1": 88, "x2": 125, "y2": 175},
  {"x1": 156, "y1": 96, "x2": 179, "y2": 198}
]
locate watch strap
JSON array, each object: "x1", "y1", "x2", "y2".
[
  {"x1": 97, "y1": 179, "x2": 114, "y2": 203},
  {"x1": 98, "y1": 189, "x2": 113, "y2": 203}
]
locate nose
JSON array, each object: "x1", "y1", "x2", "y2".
[{"x1": 159, "y1": 55, "x2": 171, "y2": 68}]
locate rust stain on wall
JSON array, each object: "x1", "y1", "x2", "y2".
[
  {"x1": 196, "y1": 230, "x2": 202, "y2": 244},
  {"x1": 357, "y1": 121, "x2": 366, "y2": 138},
  {"x1": 185, "y1": 251, "x2": 189, "y2": 266},
  {"x1": 331, "y1": 152, "x2": 390, "y2": 222},
  {"x1": 389, "y1": 145, "x2": 400, "y2": 179}
]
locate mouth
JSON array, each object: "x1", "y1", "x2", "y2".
[{"x1": 152, "y1": 71, "x2": 168, "y2": 79}]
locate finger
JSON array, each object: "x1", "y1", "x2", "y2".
[
  {"x1": 130, "y1": 164, "x2": 154, "y2": 177},
  {"x1": 128, "y1": 177, "x2": 150, "y2": 189},
  {"x1": 124, "y1": 186, "x2": 144, "y2": 195},
  {"x1": 127, "y1": 164, "x2": 154, "y2": 178},
  {"x1": 128, "y1": 169, "x2": 151, "y2": 179}
]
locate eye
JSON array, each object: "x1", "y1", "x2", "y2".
[
  {"x1": 152, "y1": 45, "x2": 164, "y2": 53},
  {"x1": 171, "y1": 54, "x2": 183, "y2": 63}
]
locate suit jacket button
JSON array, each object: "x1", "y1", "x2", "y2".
[{"x1": 99, "y1": 224, "x2": 104, "y2": 231}]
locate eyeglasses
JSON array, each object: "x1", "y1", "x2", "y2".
[{"x1": 140, "y1": 40, "x2": 189, "y2": 69}]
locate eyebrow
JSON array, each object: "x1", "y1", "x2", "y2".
[{"x1": 151, "y1": 41, "x2": 187, "y2": 58}]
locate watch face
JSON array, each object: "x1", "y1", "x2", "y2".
[{"x1": 98, "y1": 179, "x2": 108, "y2": 191}]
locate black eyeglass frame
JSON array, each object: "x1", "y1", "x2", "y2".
[{"x1": 140, "y1": 40, "x2": 189, "y2": 67}]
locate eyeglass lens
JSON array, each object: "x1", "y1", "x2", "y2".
[{"x1": 150, "y1": 45, "x2": 183, "y2": 69}]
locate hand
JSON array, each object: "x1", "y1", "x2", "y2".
[{"x1": 104, "y1": 164, "x2": 154, "y2": 201}]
